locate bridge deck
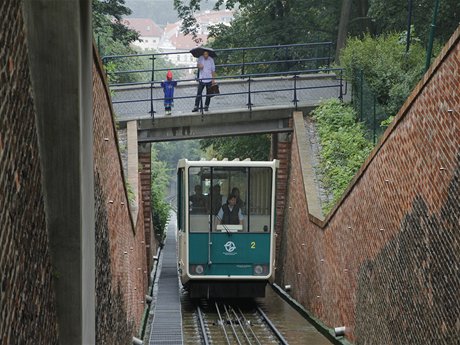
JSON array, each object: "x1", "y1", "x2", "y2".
[{"x1": 113, "y1": 73, "x2": 345, "y2": 121}]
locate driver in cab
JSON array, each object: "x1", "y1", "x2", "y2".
[{"x1": 217, "y1": 193, "x2": 243, "y2": 225}]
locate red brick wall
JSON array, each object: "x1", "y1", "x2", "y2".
[
  {"x1": 278, "y1": 27, "x2": 460, "y2": 344},
  {"x1": 271, "y1": 134, "x2": 292, "y2": 260},
  {"x1": 93, "y1": 46, "x2": 149, "y2": 343},
  {"x1": 0, "y1": 1, "x2": 59, "y2": 343},
  {"x1": 139, "y1": 147, "x2": 157, "y2": 272}
]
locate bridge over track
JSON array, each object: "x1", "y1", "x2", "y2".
[{"x1": 104, "y1": 42, "x2": 347, "y2": 141}]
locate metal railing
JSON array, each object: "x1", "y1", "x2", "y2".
[
  {"x1": 103, "y1": 42, "x2": 346, "y2": 119},
  {"x1": 351, "y1": 69, "x2": 388, "y2": 144}
]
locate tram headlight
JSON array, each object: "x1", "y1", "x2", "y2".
[
  {"x1": 195, "y1": 265, "x2": 204, "y2": 274},
  {"x1": 190, "y1": 264, "x2": 205, "y2": 275},
  {"x1": 253, "y1": 265, "x2": 266, "y2": 276}
]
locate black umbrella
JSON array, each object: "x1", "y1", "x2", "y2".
[{"x1": 190, "y1": 46, "x2": 217, "y2": 58}]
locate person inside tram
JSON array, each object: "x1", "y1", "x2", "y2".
[
  {"x1": 210, "y1": 184, "x2": 225, "y2": 215},
  {"x1": 231, "y1": 187, "x2": 245, "y2": 211},
  {"x1": 216, "y1": 193, "x2": 244, "y2": 225},
  {"x1": 189, "y1": 185, "x2": 207, "y2": 214}
]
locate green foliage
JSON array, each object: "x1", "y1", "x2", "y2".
[
  {"x1": 340, "y1": 32, "x2": 427, "y2": 117},
  {"x1": 380, "y1": 115, "x2": 395, "y2": 128},
  {"x1": 176, "y1": 0, "x2": 340, "y2": 46},
  {"x1": 312, "y1": 99, "x2": 373, "y2": 213},
  {"x1": 368, "y1": 0, "x2": 460, "y2": 47},
  {"x1": 153, "y1": 140, "x2": 202, "y2": 174},
  {"x1": 93, "y1": 0, "x2": 176, "y2": 84},
  {"x1": 200, "y1": 135, "x2": 271, "y2": 161},
  {"x1": 151, "y1": 147, "x2": 172, "y2": 240},
  {"x1": 125, "y1": 181, "x2": 135, "y2": 204},
  {"x1": 93, "y1": 0, "x2": 139, "y2": 53}
]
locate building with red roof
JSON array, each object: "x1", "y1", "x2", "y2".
[{"x1": 122, "y1": 18, "x2": 163, "y2": 51}]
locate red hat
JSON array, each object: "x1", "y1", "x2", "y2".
[{"x1": 166, "y1": 70, "x2": 173, "y2": 80}]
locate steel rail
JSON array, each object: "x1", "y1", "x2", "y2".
[
  {"x1": 229, "y1": 306, "x2": 253, "y2": 345},
  {"x1": 215, "y1": 302, "x2": 231, "y2": 345},
  {"x1": 196, "y1": 305, "x2": 210, "y2": 345},
  {"x1": 237, "y1": 306, "x2": 262, "y2": 345},
  {"x1": 256, "y1": 306, "x2": 289, "y2": 345},
  {"x1": 223, "y1": 304, "x2": 243, "y2": 345}
]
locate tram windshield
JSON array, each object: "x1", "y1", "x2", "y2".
[{"x1": 188, "y1": 166, "x2": 272, "y2": 233}]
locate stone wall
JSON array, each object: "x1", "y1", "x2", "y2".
[
  {"x1": 0, "y1": 0, "x2": 59, "y2": 343},
  {"x1": 278, "y1": 27, "x2": 460, "y2": 344},
  {"x1": 93, "y1": 46, "x2": 150, "y2": 342}
]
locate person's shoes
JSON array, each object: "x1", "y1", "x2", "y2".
[
  {"x1": 204, "y1": 106, "x2": 209, "y2": 111},
  {"x1": 192, "y1": 108, "x2": 199, "y2": 112}
]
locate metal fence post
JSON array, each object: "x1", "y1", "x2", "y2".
[
  {"x1": 373, "y1": 95, "x2": 377, "y2": 145},
  {"x1": 293, "y1": 74, "x2": 299, "y2": 110},
  {"x1": 242, "y1": 50, "x2": 246, "y2": 76},
  {"x1": 359, "y1": 69, "x2": 364, "y2": 122},
  {"x1": 149, "y1": 54, "x2": 156, "y2": 119},
  {"x1": 339, "y1": 69, "x2": 344, "y2": 101},
  {"x1": 247, "y1": 76, "x2": 253, "y2": 111}
]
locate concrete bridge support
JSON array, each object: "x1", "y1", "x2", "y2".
[{"x1": 23, "y1": 1, "x2": 95, "y2": 344}]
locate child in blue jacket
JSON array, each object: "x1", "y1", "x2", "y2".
[{"x1": 161, "y1": 70, "x2": 177, "y2": 115}]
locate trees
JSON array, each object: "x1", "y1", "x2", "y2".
[
  {"x1": 176, "y1": 0, "x2": 341, "y2": 45},
  {"x1": 368, "y1": 0, "x2": 460, "y2": 47},
  {"x1": 92, "y1": 0, "x2": 139, "y2": 58},
  {"x1": 200, "y1": 135, "x2": 271, "y2": 161},
  {"x1": 340, "y1": 32, "x2": 428, "y2": 118}
]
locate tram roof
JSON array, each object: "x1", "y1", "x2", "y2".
[{"x1": 177, "y1": 159, "x2": 279, "y2": 170}]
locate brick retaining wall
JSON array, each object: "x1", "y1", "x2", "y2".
[
  {"x1": 0, "y1": 1, "x2": 59, "y2": 343},
  {"x1": 93, "y1": 46, "x2": 150, "y2": 342},
  {"x1": 278, "y1": 27, "x2": 460, "y2": 344}
]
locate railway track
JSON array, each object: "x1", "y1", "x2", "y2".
[{"x1": 194, "y1": 300, "x2": 289, "y2": 345}]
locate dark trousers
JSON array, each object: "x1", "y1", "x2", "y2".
[{"x1": 194, "y1": 82, "x2": 212, "y2": 108}]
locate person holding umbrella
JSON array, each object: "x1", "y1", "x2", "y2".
[{"x1": 190, "y1": 47, "x2": 217, "y2": 112}]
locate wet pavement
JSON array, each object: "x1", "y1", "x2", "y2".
[{"x1": 257, "y1": 286, "x2": 332, "y2": 344}]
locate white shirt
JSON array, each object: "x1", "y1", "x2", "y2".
[{"x1": 197, "y1": 55, "x2": 215, "y2": 82}]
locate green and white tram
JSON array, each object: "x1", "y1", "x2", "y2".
[{"x1": 177, "y1": 159, "x2": 279, "y2": 298}]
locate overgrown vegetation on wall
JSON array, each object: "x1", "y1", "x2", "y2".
[
  {"x1": 151, "y1": 147, "x2": 171, "y2": 240},
  {"x1": 312, "y1": 99, "x2": 373, "y2": 213}
]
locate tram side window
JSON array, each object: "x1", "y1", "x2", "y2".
[
  {"x1": 189, "y1": 167, "x2": 211, "y2": 232},
  {"x1": 248, "y1": 167, "x2": 272, "y2": 232}
]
